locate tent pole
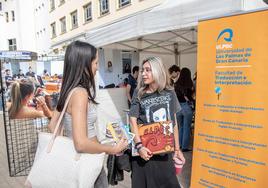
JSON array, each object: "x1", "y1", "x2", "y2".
[
  {"x1": 178, "y1": 52, "x2": 181, "y2": 67},
  {"x1": 174, "y1": 43, "x2": 179, "y2": 65}
]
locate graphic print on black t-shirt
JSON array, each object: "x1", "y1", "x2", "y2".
[{"x1": 140, "y1": 94, "x2": 172, "y2": 123}]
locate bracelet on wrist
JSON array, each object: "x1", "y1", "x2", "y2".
[
  {"x1": 137, "y1": 146, "x2": 143, "y2": 152},
  {"x1": 135, "y1": 142, "x2": 142, "y2": 149}
]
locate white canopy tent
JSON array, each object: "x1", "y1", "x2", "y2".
[
  {"x1": 86, "y1": 0, "x2": 243, "y2": 59},
  {"x1": 86, "y1": 0, "x2": 244, "y2": 128}
]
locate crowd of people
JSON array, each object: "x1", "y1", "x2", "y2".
[
  {"x1": 1, "y1": 40, "x2": 197, "y2": 187},
  {"x1": 2, "y1": 66, "x2": 62, "y2": 119}
]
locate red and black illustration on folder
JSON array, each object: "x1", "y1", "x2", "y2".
[{"x1": 138, "y1": 121, "x2": 174, "y2": 154}]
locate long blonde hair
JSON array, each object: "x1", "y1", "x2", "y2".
[
  {"x1": 137, "y1": 57, "x2": 171, "y2": 99},
  {"x1": 8, "y1": 79, "x2": 35, "y2": 118}
]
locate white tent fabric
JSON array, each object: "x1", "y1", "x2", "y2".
[{"x1": 86, "y1": 0, "x2": 243, "y2": 47}]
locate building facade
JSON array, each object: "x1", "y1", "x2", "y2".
[
  {"x1": 0, "y1": 0, "x2": 51, "y2": 55},
  {"x1": 0, "y1": 0, "x2": 36, "y2": 52},
  {"x1": 33, "y1": 0, "x2": 50, "y2": 56},
  {"x1": 0, "y1": 0, "x2": 51, "y2": 76},
  {"x1": 49, "y1": 0, "x2": 165, "y2": 53},
  {"x1": 49, "y1": 0, "x2": 165, "y2": 87}
]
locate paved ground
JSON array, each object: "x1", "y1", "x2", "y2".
[{"x1": 0, "y1": 114, "x2": 192, "y2": 188}]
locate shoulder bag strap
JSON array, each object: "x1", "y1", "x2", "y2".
[{"x1": 47, "y1": 87, "x2": 79, "y2": 153}]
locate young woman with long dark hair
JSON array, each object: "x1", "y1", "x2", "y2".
[{"x1": 48, "y1": 41, "x2": 128, "y2": 187}]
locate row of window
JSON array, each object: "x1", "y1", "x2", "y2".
[
  {"x1": 35, "y1": 3, "x2": 45, "y2": 12},
  {"x1": 37, "y1": 28, "x2": 46, "y2": 37},
  {"x1": 94, "y1": 0, "x2": 132, "y2": 15},
  {"x1": 50, "y1": 0, "x2": 131, "y2": 38},
  {"x1": 5, "y1": 10, "x2": 15, "y2": 22},
  {"x1": 50, "y1": 3, "x2": 92, "y2": 38},
  {"x1": 50, "y1": 0, "x2": 131, "y2": 15},
  {"x1": 50, "y1": 0, "x2": 65, "y2": 11}
]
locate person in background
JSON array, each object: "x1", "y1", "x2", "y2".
[
  {"x1": 107, "y1": 61, "x2": 113, "y2": 72},
  {"x1": 5, "y1": 69, "x2": 14, "y2": 88},
  {"x1": 168, "y1": 65, "x2": 180, "y2": 87},
  {"x1": 42, "y1": 69, "x2": 50, "y2": 77},
  {"x1": 8, "y1": 79, "x2": 52, "y2": 119},
  {"x1": 16, "y1": 69, "x2": 25, "y2": 79},
  {"x1": 129, "y1": 57, "x2": 185, "y2": 188},
  {"x1": 117, "y1": 77, "x2": 128, "y2": 88},
  {"x1": 53, "y1": 73, "x2": 59, "y2": 80},
  {"x1": 123, "y1": 62, "x2": 131, "y2": 74},
  {"x1": 26, "y1": 66, "x2": 35, "y2": 78},
  {"x1": 192, "y1": 72, "x2": 197, "y2": 100},
  {"x1": 174, "y1": 68, "x2": 194, "y2": 152},
  {"x1": 48, "y1": 41, "x2": 128, "y2": 187},
  {"x1": 126, "y1": 66, "x2": 139, "y2": 107}
]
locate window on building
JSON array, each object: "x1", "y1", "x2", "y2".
[
  {"x1": 11, "y1": 11, "x2": 15, "y2": 21},
  {"x1": 60, "y1": 17, "x2": 66, "y2": 33},
  {"x1": 70, "y1": 10, "x2": 78, "y2": 29},
  {"x1": 0, "y1": 2, "x2": 2, "y2": 11},
  {"x1": 5, "y1": 12, "x2": 9, "y2": 22},
  {"x1": 51, "y1": 22, "x2": 56, "y2": 38},
  {"x1": 50, "y1": 0, "x2": 55, "y2": 11},
  {"x1": 59, "y1": 0, "x2": 65, "y2": 5},
  {"x1": 119, "y1": 0, "x2": 130, "y2": 8},
  {"x1": 84, "y1": 3, "x2": 92, "y2": 23},
  {"x1": 8, "y1": 39, "x2": 17, "y2": 51},
  {"x1": 99, "y1": 0, "x2": 109, "y2": 15}
]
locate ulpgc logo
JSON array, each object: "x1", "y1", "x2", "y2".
[{"x1": 216, "y1": 28, "x2": 233, "y2": 49}]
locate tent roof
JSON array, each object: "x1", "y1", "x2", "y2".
[{"x1": 86, "y1": 0, "x2": 243, "y2": 51}]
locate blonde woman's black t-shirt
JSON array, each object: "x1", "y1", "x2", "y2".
[{"x1": 129, "y1": 89, "x2": 181, "y2": 126}]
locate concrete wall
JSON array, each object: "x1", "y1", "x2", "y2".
[
  {"x1": 16, "y1": 0, "x2": 36, "y2": 51},
  {"x1": 34, "y1": 0, "x2": 50, "y2": 55}
]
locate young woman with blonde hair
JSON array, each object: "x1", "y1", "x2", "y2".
[
  {"x1": 8, "y1": 79, "x2": 52, "y2": 119},
  {"x1": 129, "y1": 57, "x2": 185, "y2": 188}
]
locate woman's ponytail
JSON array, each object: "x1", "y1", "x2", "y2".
[{"x1": 9, "y1": 82, "x2": 22, "y2": 118}]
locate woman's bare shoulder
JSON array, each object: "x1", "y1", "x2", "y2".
[
  {"x1": 70, "y1": 87, "x2": 88, "y2": 102},
  {"x1": 14, "y1": 107, "x2": 44, "y2": 119}
]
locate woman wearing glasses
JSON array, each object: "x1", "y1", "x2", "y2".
[{"x1": 129, "y1": 57, "x2": 185, "y2": 188}]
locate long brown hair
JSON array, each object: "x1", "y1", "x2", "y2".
[
  {"x1": 56, "y1": 41, "x2": 98, "y2": 112},
  {"x1": 9, "y1": 79, "x2": 34, "y2": 118}
]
